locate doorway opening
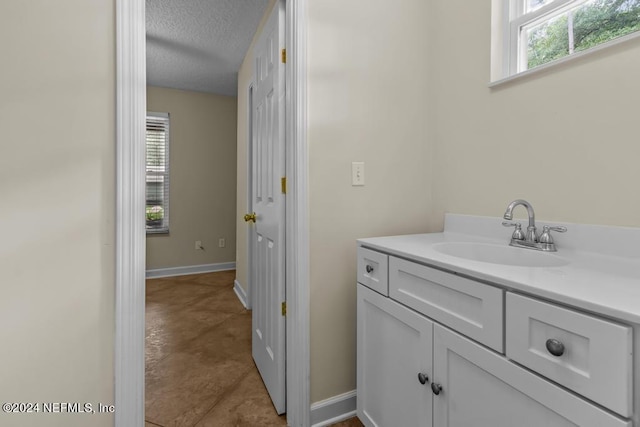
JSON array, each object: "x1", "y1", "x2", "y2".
[{"x1": 114, "y1": 0, "x2": 310, "y2": 426}]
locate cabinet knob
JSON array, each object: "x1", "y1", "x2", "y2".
[
  {"x1": 431, "y1": 382, "x2": 443, "y2": 395},
  {"x1": 365, "y1": 265, "x2": 374, "y2": 274},
  {"x1": 417, "y1": 373, "x2": 429, "y2": 385},
  {"x1": 545, "y1": 338, "x2": 565, "y2": 357}
]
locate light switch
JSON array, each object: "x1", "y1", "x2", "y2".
[{"x1": 352, "y1": 162, "x2": 365, "y2": 186}]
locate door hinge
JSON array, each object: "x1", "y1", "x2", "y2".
[
  {"x1": 281, "y1": 48, "x2": 287, "y2": 64},
  {"x1": 281, "y1": 177, "x2": 287, "y2": 194},
  {"x1": 281, "y1": 301, "x2": 287, "y2": 316}
]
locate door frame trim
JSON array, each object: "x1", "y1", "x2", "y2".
[
  {"x1": 114, "y1": 0, "x2": 310, "y2": 426},
  {"x1": 246, "y1": 81, "x2": 254, "y2": 310},
  {"x1": 115, "y1": 0, "x2": 146, "y2": 425},
  {"x1": 284, "y1": 0, "x2": 310, "y2": 424}
]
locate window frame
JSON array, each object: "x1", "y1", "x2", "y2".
[
  {"x1": 145, "y1": 111, "x2": 170, "y2": 235},
  {"x1": 493, "y1": 0, "x2": 640, "y2": 83},
  {"x1": 509, "y1": 0, "x2": 586, "y2": 74}
]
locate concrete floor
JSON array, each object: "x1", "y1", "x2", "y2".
[{"x1": 145, "y1": 271, "x2": 363, "y2": 427}]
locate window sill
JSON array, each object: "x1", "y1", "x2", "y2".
[
  {"x1": 146, "y1": 229, "x2": 169, "y2": 236},
  {"x1": 489, "y1": 30, "x2": 640, "y2": 88}
]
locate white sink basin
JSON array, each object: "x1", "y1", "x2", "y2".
[{"x1": 433, "y1": 242, "x2": 569, "y2": 268}]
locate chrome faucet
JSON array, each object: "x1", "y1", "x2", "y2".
[
  {"x1": 502, "y1": 199, "x2": 567, "y2": 252},
  {"x1": 503, "y1": 199, "x2": 537, "y2": 242}
]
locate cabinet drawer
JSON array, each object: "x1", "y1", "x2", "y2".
[
  {"x1": 389, "y1": 256, "x2": 503, "y2": 352},
  {"x1": 357, "y1": 247, "x2": 389, "y2": 296},
  {"x1": 506, "y1": 293, "x2": 633, "y2": 417}
]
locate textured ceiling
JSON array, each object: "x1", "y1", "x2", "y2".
[{"x1": 146, "y1": 0, "x2": 270, "y2": 96}]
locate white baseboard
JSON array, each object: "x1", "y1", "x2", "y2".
[
  {"x1": 145, "y1": 262, "x2": 236, "y2": 279},
  {"x1": 233, "y1": 280, "x2": 249, "y2": 309},
  {"x1": 310, "y1": 390, "x2": 357, "y2": 427}
]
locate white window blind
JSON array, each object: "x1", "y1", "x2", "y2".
[{"x1": 146, "y1": 112, "x2": 170, "y2": 234}]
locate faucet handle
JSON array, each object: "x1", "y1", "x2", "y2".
[
  {"x1": 502, "y1": 221, "x2": 525, "y2": 241},
  {"x1": 539, "y1": 225, "x2": 567, "y2": 244}
]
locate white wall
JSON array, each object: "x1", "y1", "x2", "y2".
[
  {"x1": 307, "y1": 0, "x2": 432, "y2": 403},
  {"x1": 429, "y1": 1, "x2": 640, "y2": 229},
  {"x1": 0, "y1": 1, "x2": 115, "y2": 426},
  {"x1": 146, "y1": 86, "x2": 237, "y2": 270}
]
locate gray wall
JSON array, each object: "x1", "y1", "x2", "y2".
[{"x1": 146, "y1": 86, "x2": 238, "y2": 270}]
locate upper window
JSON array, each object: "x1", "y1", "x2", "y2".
[
  {"x1": 146, "y1": 112, "x2": 170, "y2": 234},
  {"x1": 497, "y1": 0, "x2": 640, "y2": 79}
]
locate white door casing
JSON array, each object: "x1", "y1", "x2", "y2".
[
  {"x1": 252, "y1": 0, "x2": 286, "y2": 414},
  {"x1": 115, "y1": 0, "x2": 309, "y2": 425},
  {"x1": 246, "y1": 83, "x2": 255, "y2": 310}
]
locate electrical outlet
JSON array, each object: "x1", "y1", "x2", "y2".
[
  {"x1": 352, "y1": 162, "x2": 365, "y2": 186},
  {"x1": 218, "y1": 238, "x2": 225, "y2": 248},
  {"x1": 195, "y1": 240, "x2": 203, "y2": 250}
]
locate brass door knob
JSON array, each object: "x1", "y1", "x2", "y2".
[{"x1": 244, "y1": 212, "x2": 257, "y2": 223}]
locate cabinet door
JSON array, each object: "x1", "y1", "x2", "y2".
[
  {"x1": 357, "y1": 284, "x2": 433, "y2": 427},
  {"x1": 432, "y1": 324, "x2": 631, "y2": 427}
]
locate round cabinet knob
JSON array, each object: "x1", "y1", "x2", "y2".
[
  {"x1": 431, "y1": 383, "x2": 443, "y2": 395},
  {"x1": 365, "y1": 265, "x2": 374, "y2": 274},
  {"x1": 244, "y1": 212, "x2": 257, "y2": 223},
  {"x1": 545, "y1": 338, "x2": 565, "y2": 357},
  {"x1": 417, "y1": 373, "x2": 429, "y2": 385}
]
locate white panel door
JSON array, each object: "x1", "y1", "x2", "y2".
[
  {"x1": 357, "y1": 284, "x2": 433, "y2": 427},
  {"x1": 432, "y1": 324, "x2": 631, "y2": 427},
  {"x1": 251, "y1": 0, "x2": 286, "y2": 415}
]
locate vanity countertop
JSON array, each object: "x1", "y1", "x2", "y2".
[{"x1": 358, "y1": 214, "x2": 640, "y2": 324}]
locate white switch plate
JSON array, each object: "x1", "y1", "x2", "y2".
[
  {"x1": 352, "y1": 162, "x2": 365, "y2": 186},
  {"x1": 195, "y1": 240, "x2": 202, "y2": 250},
  {"x1": 218, "y1": 238, "x2": 225, "y2": 248}
]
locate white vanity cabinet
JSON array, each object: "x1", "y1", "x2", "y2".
[{"x1": 356, "y1": 245, "x2": 634, "y2": 427}]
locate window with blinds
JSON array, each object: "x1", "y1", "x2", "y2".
[{"x1": 146, "y1": 112, "x2": 170, "y2": 234}]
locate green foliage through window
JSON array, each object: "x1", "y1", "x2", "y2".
[{"x1": 527, "y1": 0, "x2": 640, "y2": 69}]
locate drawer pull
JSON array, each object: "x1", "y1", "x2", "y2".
[
  {"x1": 431, "y1": 383, "x2": 443, "y2": 395},
  {"x1": 545, "y1": 338, "x2": 565, "y2": 357},
  {"x1": 417, "y1": 373, "x2": 429, "y2": 385},
  {"x1": 366, "y1": 265, "x2": 374, "y2": 273}
]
